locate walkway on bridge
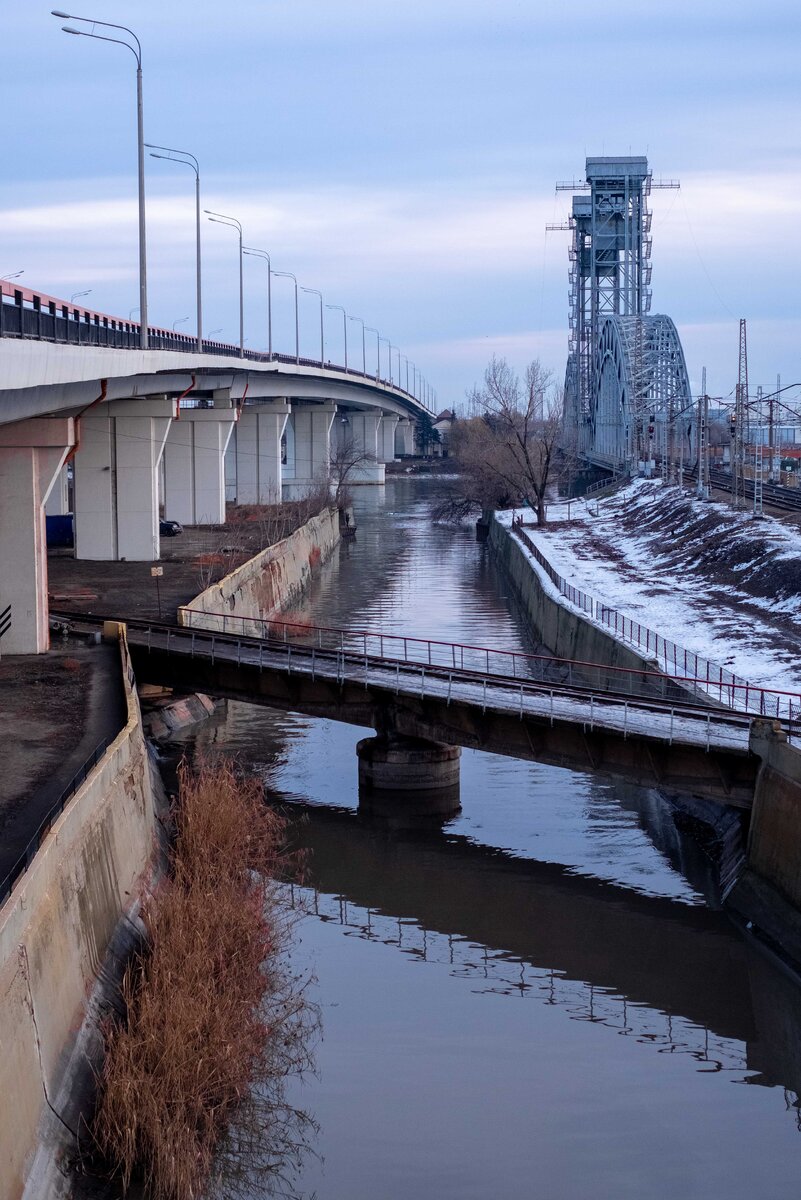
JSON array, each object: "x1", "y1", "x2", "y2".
[{"x1": 59, "y1": 610, "x2": 776, "y2": 806}]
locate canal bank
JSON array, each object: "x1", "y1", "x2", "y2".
[
  {"x1": 0, "y1": 502, "x2": 340, "y2": 1199},
  {"x1": 488, "y1": 507, "x2": 801, "y2": 973}
]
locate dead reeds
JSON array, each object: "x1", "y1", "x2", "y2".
[{"x1": 90, "y1": 758, "x2": 316, "y2": 1200}]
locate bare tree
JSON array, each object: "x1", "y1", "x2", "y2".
[
  {"x1": 329, "y1": 433, "x2": 375, "y2": 508},
  {"x1": 457, "y1": 356, "x2": 561, "y2": 524}
]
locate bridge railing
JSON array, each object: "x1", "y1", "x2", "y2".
[
  {"x1": 176, "y1": 605, "x2": 801, "y2": 729},
  {"x1": 0, "y1": 286, "x2": 433, "y2": 411},
  {"x1": 511, "y1": 525, "x2": 800, "y2": 723}
]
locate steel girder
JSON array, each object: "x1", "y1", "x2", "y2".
[{"x1": 591, "y1": 314, "x2": 692, "y2": 469}]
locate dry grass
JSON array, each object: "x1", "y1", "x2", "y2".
[{"x1": 90, "y1": 759, "x2": 316, "y2": 1200}]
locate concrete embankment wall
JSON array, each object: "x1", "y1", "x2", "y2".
[
  {"x1": 180, "y1": 506, "x2": 340, "y2": 632},
  {"x1": 488, "y1": 516, "x2": 658, "y2": 676},
  {"x1": 726, "y1": 723, "x2": 801, "y2": 966},
  {"x1": 0, "y1": 628, "x2": 159, "y2": 1200}
]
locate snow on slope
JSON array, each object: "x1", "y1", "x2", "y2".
[{"x1": 501, "y1": 481, "x2": 801, "y2": 695}]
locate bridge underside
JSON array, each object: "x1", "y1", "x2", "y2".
[{"x1": 130, "y1": 644, "x2": 758, "y2": 806}]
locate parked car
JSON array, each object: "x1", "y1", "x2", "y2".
[{"x1": 159, "y1": 519, "x2": 183, "y2": 537}]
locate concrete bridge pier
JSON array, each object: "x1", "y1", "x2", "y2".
[
  {"x1": 339, "y1": 411, "x2": 385, "y2": 484},
  {"x1": 283, "y1": 403, "x2": 337, "y2": 500},
  {"x1": 395, "y1": 418, "x2": 415, "y2": 457},
  {"x1": 356, "y1": 733, "x2": 461, "y2": 820},
  {"x1": 228, "y1": 400, "x2": 290, "y2": 506},
  {"x1": 0, "y1": 417, "x2": 75, "y2": 653},
  {"x1": 73, "y1": 397, "x2": 174, "y2": 561},
  {"x1": 378, "y1": 414, "x2": 399, "y2": 464},
  {"x1": 163, "y1": 406, "x2": 237, "y2": 526},
  {"x1": 44, "y1": 463, "x2": 70, "y2": 517}
]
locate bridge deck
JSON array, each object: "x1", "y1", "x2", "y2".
[
  {"x1": 58, "y1": 613, "x2": 763, "y2": 805},
  {"x1": 126, "y1": 620, "x2": 752, "y2": 755}
]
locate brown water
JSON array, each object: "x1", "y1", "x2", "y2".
[{"x1": 174, "y1": 477, "x2": 801, "y2": 1200}]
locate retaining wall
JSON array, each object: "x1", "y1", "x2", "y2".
[
  {"x1": 737, "y1": 723, "x2": 801, "y2": 935},
  {"x1": 488, "y1": 516, "x2": 660, "y2": 676},
  {"x1": 0, "y1": 627, "x2": 159, "y2": 1200},
  {"x1": 180, "y1": 506, "x2": 340, "y2": 632}
]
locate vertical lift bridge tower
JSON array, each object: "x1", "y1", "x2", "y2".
[{"x1": 553, "y1": 157, "x2": 690, "y2": 473}]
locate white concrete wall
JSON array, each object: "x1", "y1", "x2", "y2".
[
  {"x1": 0, "y1": 629, "x2": 158, "y2": 1199},
  {"x1": 180, "y1": 507, "x2": 340, "y2": 635}
]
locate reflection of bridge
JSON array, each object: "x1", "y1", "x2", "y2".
[
  {"x1": 288, "y1": 802, "x2": 801, "y2": 1098},
  {"x1": 0, "y1": 283, "x2": 431, "y2": 654},
  {"x1": 65, "y1": 612, "x2": 772, "y2": 805},
  {"x1": 554, "y1": 157, "x2": 692, "y2": 475}
]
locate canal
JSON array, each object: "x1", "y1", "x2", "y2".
[{"x1": 173, "y1": 476, "x2": 801, "y2": 1199}]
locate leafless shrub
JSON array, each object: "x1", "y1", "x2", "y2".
[{"x1": 89, "y1": 759, "x2": 318, "y2": 1200}]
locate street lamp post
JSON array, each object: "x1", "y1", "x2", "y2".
[
  {"x1": 327, "y1": 304, "x2": 347, "y2": 371},
  {"x1": 242, "y1": 247, "x2": 272, "y2": 358},
  {"x1": 172, "y1": 316, "x2": 189, "y2": 332},
  {"x1": 205, "y1": 210, "x2": 243, "y2": 358},
  {"x1": 0, "y1": 271, "x2": 24, "y2": 282},
  {"x1": 273, "y1": 271, "x2": 299, "y2": 364},
  {"x1": 147, "y1": 144, "x2": 202, "y2": 352},
  {"x1": 366, "y1": 326, "x2": 380, "y2": 382},
  {"x1": 54, "y1": 11, "x2": 148, "y2": 348},
  {"x1": 379, "y1": 338, "x2": 392, "y2": 386},
  {"x1": 348, "y1": 316, "x2": 366, "y2": 376},
  {"x1": 70, "y1": 289, "x2": 91, "y2": 302},
  {"x1": 300, "y1": 287, "x2": 324, "y2": 367}
]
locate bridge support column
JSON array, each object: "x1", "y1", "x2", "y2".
[
  {"x1": 73, "y1": 397, "x2": 174, "y2": 561},
  {"x1": 229, "y1": 401, "x2": 290, "y2": 505},
  {"x1": 0, "y1": 417, "x2": 75, "y2": 653},
  {"x1": 378, "y1": 414, "x2": 399, "y2": 464},
  {"x1": 395, "y1": 418, "x2": 415, "y2": 457},
  {"x1": 163, "y1": 408, "x2": 236, "y2": 525},
  {"x1": 44, "y1": 464, "x2": 70, "y2": 517},
  {"x1": 283, "y1": 404, "x2": 336, "y2": 500},
  {"x1": 356, "y1": 734, "x2": 461, "y2": 820},
  {"x1": 339, "y1": 411, "x2": 385, "y2": 483}
]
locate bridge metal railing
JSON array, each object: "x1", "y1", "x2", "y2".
[
  {"x1": 0, "y1": 287, "x2": 434, "y2": 412},
  {"x1": 511, "y1": 524, "x2": 801, "y2": 723},
  {"x1": 0, "y1": 740, "x2": 108, "y2": 906},
  {"x1": 173, "y1": 605, "x2": 800, "y2": 734}
]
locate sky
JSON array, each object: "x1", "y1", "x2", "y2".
[{"x1": 2, "y1": 0, "x2": 800, "y2": 408}]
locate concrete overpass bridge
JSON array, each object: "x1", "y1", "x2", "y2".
[
  {"x1": 61, "y1": 610, "x2": 791, "y2": 809},
  {"x1": 0, "y1": 283, "x2": 432, "y2": 653}
]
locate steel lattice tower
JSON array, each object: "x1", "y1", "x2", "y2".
[{"x1": 551, "y1": 156, "x2": 685, "y2": 471}]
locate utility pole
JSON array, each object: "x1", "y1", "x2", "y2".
[
  {"x1": 732, "y1": 318, "x2": 748, "y2": 510},
  {"x1": 769, "y1": 373, "x2": 779, "y2": 481}
]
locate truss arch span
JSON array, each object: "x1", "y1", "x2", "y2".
[{"x1": 591, "y1": 314, "x2": 692, "y2": 469}]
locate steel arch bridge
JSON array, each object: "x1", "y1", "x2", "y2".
[{"x1": 554, "y1": 157, "x2": 692, "y2": 474}]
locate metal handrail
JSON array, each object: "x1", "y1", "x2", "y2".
[
  {"x1": 0, "y1": 286, "x2": 434, "y2": 413},
  {"x1": 509, "y1": 525, "x2": 799, "y2": 722},
  {"x1": 91, "y1": 606, "x2": 796, "y2": 725}
]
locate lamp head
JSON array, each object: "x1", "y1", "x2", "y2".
[{"x1": 51, "y1": 10, "x2": 71, "y2": 17}]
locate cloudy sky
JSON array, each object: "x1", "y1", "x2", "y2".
[{"x1": 2, "y1": 0, "x2": 799, "y2": 405}]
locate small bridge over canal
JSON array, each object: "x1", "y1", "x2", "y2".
[{"x1": 60, "y1": 610, "x2": 801, "y2": 808}]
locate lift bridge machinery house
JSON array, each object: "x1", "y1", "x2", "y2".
[{"x1": 550, "y1": 157, "x2": 691, "y2": 476}]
